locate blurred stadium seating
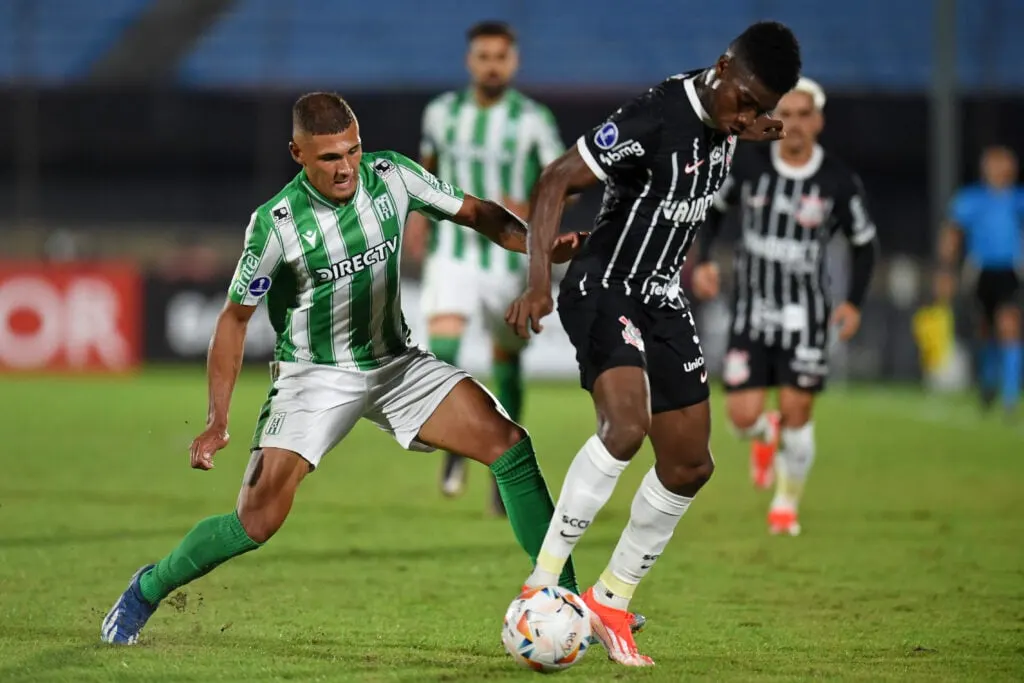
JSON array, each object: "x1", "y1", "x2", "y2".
[
  {"x1": 4, "y1": 1, "x2": 1024, "y2": 89},
  {"x1": 0, "y1": 0, "x2": 1020, "y2": 386}
]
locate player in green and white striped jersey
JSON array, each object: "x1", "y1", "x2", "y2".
[
  {"x1": 407, "y1": 21, "x2": 566, "y2": 511},
  {"x1": 101, "y1": 93, "x2": 586, "y2": 645}
]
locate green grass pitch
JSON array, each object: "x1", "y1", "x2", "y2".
[{"x1": 1, "y1": 369, "x2": 1022, "y2": 682}]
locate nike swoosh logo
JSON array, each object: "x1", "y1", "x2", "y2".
[
  {"x1": 700, "y1": 371, "x2": 708, "y2": 383},
  {"x1": 640, "y1": 564, "x2": 653, "y2": 570},
  {"x1": 559, "y1": 530, "x2": 583, "y2": 539},
  {"x1": 685, "y1": 160, "x2": 705, "y2": 174}
]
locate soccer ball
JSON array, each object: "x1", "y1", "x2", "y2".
[{"x1": 501, "y1": 586, "x2": 591, "y2": 673}]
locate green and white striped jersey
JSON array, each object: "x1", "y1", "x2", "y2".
[
  {"x1": 228, "y1": 151, "x2": 464, "y2": 370},
  {"x1": 420, "y1": 88, "x2": 563, "y2": 272}
]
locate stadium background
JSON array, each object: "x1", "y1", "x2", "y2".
[{"x1": 2, "y1": 0, "x2": 1022, "y2": 383}]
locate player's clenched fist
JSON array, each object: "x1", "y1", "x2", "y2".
[
  {"x1": 506, "y1": 288, "x2": 554, "y2": 340},
  {"x1": 189, "y1": 425, "x2": 230, "y2": 470}
]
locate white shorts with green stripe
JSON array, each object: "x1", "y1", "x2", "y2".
[
  {"x1": 251, "y1": 348, "x2": 470, "y2": 468},
  {"x1": 421, "y1": 253, "x2": 529, "y2": 352}
]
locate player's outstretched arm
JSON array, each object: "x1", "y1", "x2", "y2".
[
  {"x1": 190, "y1": 300, "x2": 256, "y2": 471},
  {"x1": 452, "y1": 195, "x2": 586, "y2": 263}
]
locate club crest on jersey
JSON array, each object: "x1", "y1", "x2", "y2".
[
  {"x1": 594, "y1": 122, "x2": 619, "y2": 150},
  {"x1": 618, "y1": 316, "x2": 645, "y2": 352},
  {"x1": 315, "y1": 236, "x2": 399, "y2": 283},
  {"x1": 373, "y1": 194, "x2": 395, "y2": 222},
  {"x1": 795, "y1": 195, "x2": 827, "y2": 228}
]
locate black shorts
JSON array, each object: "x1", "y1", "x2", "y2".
[
  {"x1": 975, "y1": 268, "x2": 1020, "y2": 324},
  {"x1": 722, "y1": 333, "x2": 828, "y2": 394},
  {"x1": 557, "y1": 288, "x2": 709, "y2": 414}
]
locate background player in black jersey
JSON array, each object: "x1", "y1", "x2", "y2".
[
  {"x1": 691, "y1": 77, "x2": 879, "y2": 536},
  {"x1": 505, "y1": 21, "x2": 801, "y2": 666}
]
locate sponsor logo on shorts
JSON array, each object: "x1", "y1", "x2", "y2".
[
  {"x1": 723, "y1": 349, "x2": 750, "y2": 387},
  {"x1": 683, "y1": 355, "x2": 705, "y2": 373},
  {"x1": 796, "y1": 374, "x2": 820, "y2": 388},
  {"x1": 265, "y1": 411, "x2": 286, "y2": 436},
  {"x1": 618, "y1": 316, "x2": 645, "y2": 352}
]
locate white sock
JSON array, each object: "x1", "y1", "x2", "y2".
[
  {"x1": 593, "y1": 467, "x2": 692, "y2": 611},
  {"x1": 525, "y1": 435, "x2": 630, "y2": 588},
  {"x1": 772, "y1": 422, "x2": 815, "y2": 511},
  {"x1": 732, "y1": 413, "x2": 769, "y2": 441}
]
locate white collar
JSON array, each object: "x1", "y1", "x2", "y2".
[
  {"x1": 770, "y1": 142, "x2": 824, "y2": 180},
  {"x1": 683, "y1": 74, "x2": 714, "y2": 126}
]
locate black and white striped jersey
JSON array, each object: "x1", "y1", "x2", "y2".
[
  {"x1": 709, "y1": 142, "x2": 877, "y2": 350},
  {"x1": 562, "y1": 71, "x2": 738, "y2": 310}
]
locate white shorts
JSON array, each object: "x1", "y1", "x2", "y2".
[
  {"x1": 251, "y1": 348, "x2": 469, "y2": 468},
  {"x1": 421, "y1": 254, "x2": 528, "y2": 352}
]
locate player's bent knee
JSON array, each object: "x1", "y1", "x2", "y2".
[
  {"x1": 472, "y1": 417, "x2": 528, "y2": 466},
  {"x1": 598, "y1": 418, "x2": 649, "y2": 461},
  {"x1": 727, "y1": 404, "x2": 761, "y2": 431},
  {"x1": 492, "y1": 421, "x2": 529, "y2": 461},
  {"x1": 236, "y1": 510, "x2": 283, "y2": 544},
  {"x1": 657, "y1": 449, "x2": 715, "y2": 495},
  {"x1": 725, "y1": 392, "x2": 765, "y2": 431},
  {"x1": 428, "y1": 314, "x2": 467, "y2": 338}
]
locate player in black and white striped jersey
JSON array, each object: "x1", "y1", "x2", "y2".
[
  {"x1": 505, "y1": 22, "x2": 802, "y2": 666},
  {"x1": 691, "y1": 76, "x2": 879, "y2": 536}
]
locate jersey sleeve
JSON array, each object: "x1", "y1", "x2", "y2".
[
  {"x1": 576, "y1": 87, "x2": 664, "y2": 182},
  {"x1": 393, "y1": 153, "x2": 466, "y2": 221},
  {"x1": 835, "y1": 172, "x2": 878, "y2": 247},
  {"x1": 533, "y1": 105, "x2": 565, "y2": 167},
  {"x1": 228, "y1": 210, "x2": 284, "y2": 306}
]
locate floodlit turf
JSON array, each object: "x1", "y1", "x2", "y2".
[{"x1": 1, "y1": 369, "x2": 1022, "y2": 682}]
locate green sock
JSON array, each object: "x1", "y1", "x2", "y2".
[
  {"x1": 490, "y1": 437, "x2": 579, "y2": 593},
  {"x1": 429, "y1": 336, "x2": 461, "y2": 366},
  {"x1": 138, "y1": 511, "x2": 262, "y2": 605},
  {"x1": 493, "y1": 355, "x2": 524, "y2": 422}
]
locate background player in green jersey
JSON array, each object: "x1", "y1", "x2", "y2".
[
  {"x1": 406, "y1": 21, "x2": 567, "y2": 514},
  {"x1": 100, "y1": 92, "x2": 590, "y2": 645}
]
